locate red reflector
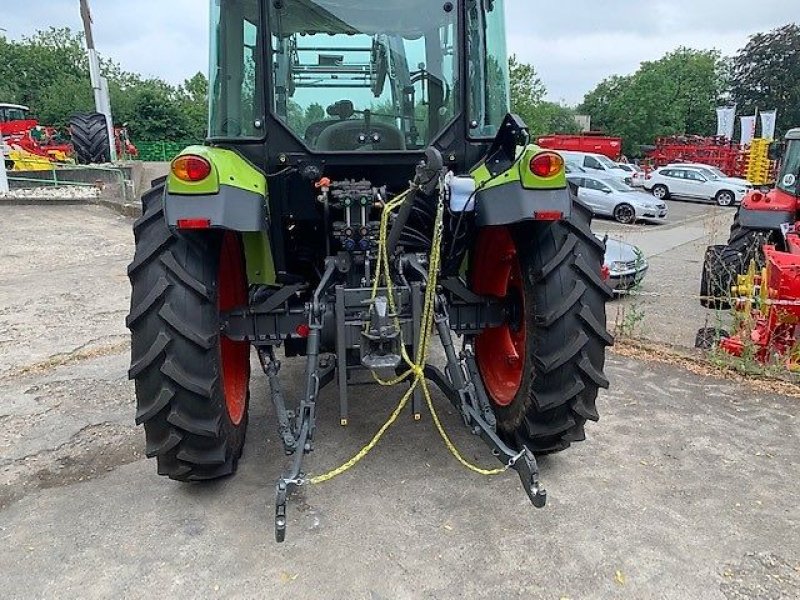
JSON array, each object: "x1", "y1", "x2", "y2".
[
  {"x1": 296, "y1": 324, "x2": 311, "y2": 338},
  {"x1": 534, "y1": 211, "x2": 563, "y2": 221},
  {"x1": 601, "y1": 264, "x2": 610, "y2": 281},
  {"x1": 529, "y1": 152, "x2": 563, "y2": 178},
  {"x1": 176, "y1": 218, "x2": 211, "y2": 229},
  {"x1": 172, "y1": 154, "x2": 212, "y2": 182}
]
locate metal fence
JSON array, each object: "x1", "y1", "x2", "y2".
[
  {"x1": 5, "y1": 163, "x2": 133, "y2": 201},
  {"x1": 134, "y1": 141, "x2": 196, "y2": 162}
]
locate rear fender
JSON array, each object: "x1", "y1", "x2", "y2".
[
  {"x1": 164, "y1": 146, "x2": 275, "y2": 285},
  {"x1": 470, "y1": 114, "x2": 572, "y2": 226},
  {"x1": 165, "y1": 145, "x2": 267, "y2": 232}
]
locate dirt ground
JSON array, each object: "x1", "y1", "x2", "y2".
[{"x1": 1, "y1": 203, "x2": 798, "y2": 599}]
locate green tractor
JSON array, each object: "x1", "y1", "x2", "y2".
[{"x1": 128, "y1": 0, "x2": 613, "y2": 541}]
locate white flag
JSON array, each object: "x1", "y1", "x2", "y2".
[
  {"x1": 716, "y1": 106, "x2": 736, "y2": 140},
  {"x1": 760, "y1": 110, "x2": 777, "y2": 140},
  {"x1": 740, "y1": 115, "x2": 757, "y2": 146}
]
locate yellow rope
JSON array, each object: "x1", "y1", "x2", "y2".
[{"x1": 309, "y1": 182, "x2": 506, "y2": 485}]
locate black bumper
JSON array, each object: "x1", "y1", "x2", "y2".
[
  {"x1": 164, "y1": 185, "x2": 267, "y2": 232},
  {"x1": 475, "y1": 184, "x2": 572, "y2": 227}
]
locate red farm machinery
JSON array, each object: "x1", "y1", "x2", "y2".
[
  {"x1": 0, "y1": 103, "x2": 73, "y2": 170},
  {"x1": 0, "y1": 103, "x2": 137, "y2": 170},
  {"x1": 537, "y1": 133, "x2": 623, "y2": 161},
  {"x1": 699, "y1": 128, "x2": 800, "y2": 370},
  {"x1": 644, "y1": 135, "x2": 777, "y2": 185}
]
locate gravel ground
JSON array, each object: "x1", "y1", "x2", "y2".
[{"x1": 0, "y1": 202, "x2": 798, "y2": 599}]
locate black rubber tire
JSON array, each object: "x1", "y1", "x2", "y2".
[
  {"x1": 728, "y1": 212, "x2": 780, "y2": 264},
  {"x1": 652, "y1": 184, "x2": 669, "y2": 200},
  {"x1": 613, "y1": 203, "x2": 636, "y2": 224},
  {"x1": 695, "y1": 327, "x2": 729, "y2": 350},
  {"x1": 699, "y1": 245, "x2": 743, "y2": 310},
  {"x1": 127, "y1": 181, "x2": 250, "y2": 481},
  {"x1": 70, "y1": 112, "x2": 111, "y2": 164},
  {"x1": 479, "y1": 200, "x2": 614, "y2": 454}
]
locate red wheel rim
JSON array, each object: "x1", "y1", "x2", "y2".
[
  {"x1": 218, "y1": 232, "x2": 249, "y2": 425},
  {"x1": 472, "y1": 227, "x2": 526, "y2": 407}
]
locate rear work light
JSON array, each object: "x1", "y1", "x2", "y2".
[
  {"x1": 529, "y1": 152, "x2": 564, "y2": 178},
  {"x1": 176, "y1": 218, "x2": 211, "y2": 230},
  {"x1": 172, "y1": 154, "x2": 212, "y2": 182}
]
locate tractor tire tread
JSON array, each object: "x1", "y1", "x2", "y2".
[
  {"x1": 128, "y1": 183, "x2": 248, "y2": 482},
  {"x1": 70, "y1": 112, "x2": 111, "y2": 165},
  {"x1": 485, "y1": 200, "x2": 613, "y2": 454}
]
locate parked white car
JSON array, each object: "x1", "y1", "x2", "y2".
[
  {"x1": 568, "y1": 174, "x2": 668, "y2": 224},
  {"x1": 617, "y1": 162, "x2": 646, "y2": 187},
  {"x1": 558, "y1": 151, "x2": 632, "y2": 184},
  {"x1": 644, "y1": 166, "x2": 749, "y2": 206},
  {"x1": 665, "y1": 162, "x2": 752, "y2": 189}
]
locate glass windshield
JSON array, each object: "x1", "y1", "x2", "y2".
[
  {"x1": 698, "y1": 168, "x2": 719, "y2": 180},
  {"x1": 597, "y1": 155, "x2": 619, "y2": 169},
  {"x1": 0, "y1": 107, "x2": 28, "y2": 122},
  {"x1": 267, "y1": 0, "x2": 460, "y2": 151},
  {"x1": 778, "y1": 140, "x2": 800, "y2": 196},
  {"x1": 209, "y1": 0, "x2": 266, "y2": 139},
  {"x1": 604, "y1": 178, "x2": 634, "y2": 192}
]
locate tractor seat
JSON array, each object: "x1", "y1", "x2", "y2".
[{"x1": 314, "y1": 120, "x2": 406, "y2": 151}]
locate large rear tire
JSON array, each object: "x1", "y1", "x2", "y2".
[
  {"x1": 127, "y1": 182, "x2": 250, "y2": 480},
  {"x1": 472, "y1": 200, "x2": 614, "y2": 454},
  {"x1": 699, "y1": 245, "x2": 742, "y2": 310},
  {"x1": 70, "y1": 112, "x2": 111, "y2": 164},
  {"x1": 727, "y1": 212, "x2": 779, "y2": 266}
]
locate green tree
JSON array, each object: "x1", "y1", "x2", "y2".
[
  {"x1": 179, "y1": 72, "x2": 210, "y2": 140},
  {"x1": 537, "y1": 101, "x2": 581, "y2": 135},
  {"x1": 508, "y1": 56, "x2": 579, "y2": 136},
  {"x1": 579, "y1": 48, "x2": 727, "y2": 155},
  {"x1": 508, "y1": 54, "x2": 545, "y2": 129},
  {"x1": 731, "y1": 24, "x2": 800, "y2": 136},
  {"x1": 0, "y1": 27, "x2": 208, "y2": 143}
]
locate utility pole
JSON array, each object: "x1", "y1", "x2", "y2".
[
  {"x1": 79, "y1": 0, "x2": 117, "y2": 161},
  {"x1": 0, "y1": 131, "x2": 9, "y2": 194}
]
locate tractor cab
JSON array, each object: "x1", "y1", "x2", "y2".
[
  {"x1": 774, "y1": 128, "x2": 800, "y2": 201},
  {"x1": 209, "y1": 0, "x2": 511, "y2": 173},
  {"x1": 0, "y1": 103, "x2": 38, "y2": 137}
]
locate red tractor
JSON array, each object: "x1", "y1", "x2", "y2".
[{"x1": 700, "y1": 128, "x2": 800, "y2": 367}]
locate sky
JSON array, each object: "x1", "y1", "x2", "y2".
[{"x1": 2, "y1": 0, "x2": 797, "y2": 106}]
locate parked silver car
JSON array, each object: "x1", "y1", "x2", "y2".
[
  {"x1": 600, "y1": 236, "x2": 648, "y2": 292},
  {"x1": 568, "y1": 174, "x2": 668, "y2": 224}
]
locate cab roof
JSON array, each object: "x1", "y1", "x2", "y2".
[
  {"x1": 0, "y1": 103, "x2": 29, "y2": 111},
  {"x1": 786, "y1": 128, "x2": 800, "y2": 141}
]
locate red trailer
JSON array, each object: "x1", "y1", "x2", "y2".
[{"x1": 537, "y1": 134, "x2": 624, "y2": 161}]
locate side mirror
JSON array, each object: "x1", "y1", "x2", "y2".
[
  {"x1": 768, "y1": 141, "x2": 784, "y2": 162},
  {"x1": 602, "y1": 188, "x2": 612, "y2": 194}
]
